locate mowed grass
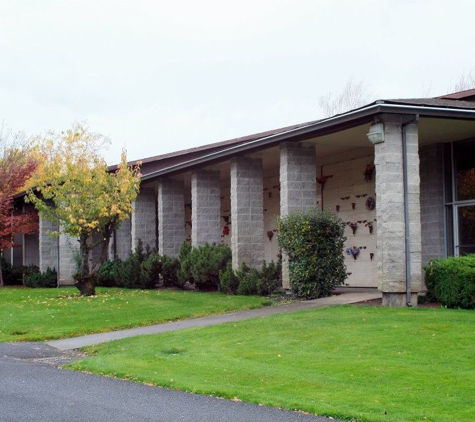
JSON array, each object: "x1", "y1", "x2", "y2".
[
  {"x1": 0, "y1": 287, "x2": 271, "y2": 342},
  {"x1": 68, "y1": 306, "x2": 475, "y2": 422}
]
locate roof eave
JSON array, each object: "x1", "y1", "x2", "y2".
[{"x1": 141, "y1": 102, "x2": 475, "y2": 182}]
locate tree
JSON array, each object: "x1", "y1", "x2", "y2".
[
  {"x1": 454, "y1": 69, "x2": 475, "y2": 92},
  {"x1": 0, "y1": 129, "x2": 39, "y2": 287},
  {"x1": 318, "y1": 79, "x2": 372, "y2": 117},
  {"x1": 27, "y1": 123, "x2": 141, "y2": 296}
]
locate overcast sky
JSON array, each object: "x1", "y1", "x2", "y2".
[{"x1": 1, "y1": 0, "x2": 474, "y2": 163}]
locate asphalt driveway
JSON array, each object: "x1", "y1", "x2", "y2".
[{"x1": 0, "y1": 342, "x2": 343, "y2": 422}]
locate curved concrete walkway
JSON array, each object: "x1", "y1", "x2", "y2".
[{"x1": 47, "y1": 288, "x2": 381, "y2": 350}]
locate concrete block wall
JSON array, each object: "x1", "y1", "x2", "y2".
[
  {"x1": 280, "y1": 142, "x2": 318, "y2": 215},
  {"x1": 58, "y1": 232, "x2": 78, "y2": 285},
  {"x1": 131, "y1": 187, "x2": 157, "y2": 251},
  {"x1": 280, "y1": 142, "x2": 317, "y2": 288},
  {"x1": 191, "y1": 170, "x2": 222, "y2": 246},
  {"x1": 263, "y1": 175, "x2": 281, "y2": 263},
  {"x1": 109, "y1": 217, "x2": 132, "y2": 260},
  {"x1": 321, "y1": 155, "x2": 377, "y2": 287},
  {"x1": 158, "y1": 178, "x2": 186, "y2": 257},
  {"x1": 419, "y1": 143, "x2": 446, "y2": 265},
  {"x1": 230, "y1": 156, "x2": 264, "y2": 270},
  {"x1": 39, "y1": 217, "x2": 59, "y2": 272},
  {"x1": 373, "y1": 116, "x2": 421, "y2": 305}
]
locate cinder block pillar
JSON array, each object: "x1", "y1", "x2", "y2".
[
  {"x1": 158, "y1": 178, "x2": 186, "y2": 257},
  {"x1": 109, "y1": 218, "x2": 132, "y2": 260},
  {"x1": 371, "y1": 115, "x2": 422, "y2": 306},
  {"x1": 279, "y1": 142, "x2": 317, "y2": 288},
  {"x1": 131, "y1": 187, "x2": 157, "y2": 251},
  {"x1": 39, "y1": 216, "x2": 59, "y2": 273},
  {"x1": 58, "y1": 232, "x2": 78, "y2": 286},
  {"x1": 191, "y1": 169, "x2": 221, "y2": 246},
  {"x1": 230, "y1": 156, "x2": 264, "y2": 270}
]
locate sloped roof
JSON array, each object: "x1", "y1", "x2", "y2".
[{"x1": 115, "y1": 91, "x2": 475, "y2": 180}]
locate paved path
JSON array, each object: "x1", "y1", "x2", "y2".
[{"x1": 47, "y1": 288, "x2": 381, "y2": 350}]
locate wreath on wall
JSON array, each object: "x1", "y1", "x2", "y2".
[{"x1": 365, "y1": 197, "x2": 376, "y2": 211}]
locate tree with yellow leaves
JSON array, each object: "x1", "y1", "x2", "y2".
[{"x1": 27, "y1": 123, "x2": 141, "y2": 296}]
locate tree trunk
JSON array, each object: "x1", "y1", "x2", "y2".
[
  {"x1": 76, "y1": 234, "x2": 96, "y2": 296},
  {"x1": 74, "y1": 273, "x2": 96, "y2": 296}
]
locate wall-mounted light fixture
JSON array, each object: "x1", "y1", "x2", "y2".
[{"x1": 367, "y1": 123, "x2": 385, "y2": 145}]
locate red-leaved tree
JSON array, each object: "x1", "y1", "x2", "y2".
[{"x1": 0, "y1": 132, "x2": 39, "y2": 287}]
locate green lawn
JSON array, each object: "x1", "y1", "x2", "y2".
[
  {"x1": 0, "y1": 287, "x2": 271, "y2": 342},
  {"x1": 68, "y1": 306, "x2": 475, "y2": 422}
]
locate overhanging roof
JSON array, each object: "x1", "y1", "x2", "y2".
[{"x1": 140, "y1": 97, "x2": 475, "y2": 182}]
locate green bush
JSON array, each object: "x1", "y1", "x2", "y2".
[
  {"x1": 0, "y1": 258, "x2": 41, "y2": 286},
  {"x1": 219, "y1": 260, "x2": 282, "y2": 296},
  {"x1": 140, "y1": 253, "x2": 163, "y2": 289},
  {"x1": 24, "y1": 267, "x2": 58, "y2": 288},
  {"x1": 424, "y1": 255, "x2": 475, "y2": 309},
  {"x1": 97, "y1": 259, "x2": 122, "y2": 287},
  {"x1": 278, "y1": 209, "x2": 346, "y2": 299},
  {"x1": 179, "y1": 243, "x2": 232, "y2": 291},
  {"x1": 161, "y1": 255, "x2": 182, "y2": 288}
]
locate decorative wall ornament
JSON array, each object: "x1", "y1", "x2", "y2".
[
  {"x1": 370, "y1": 253, "x2": 374, "y2": 261},
  {"x1": 336, "y1": 205, "x2": 340, "y2": 212},
  {"x1": 347, "y1": 221, "x2": 358, "y2": 235},
  {"x1": 222, "y1": 226, "x2": 229, "y2": 236},
  {"x1": 365, "y1": 197, "x2": 376, "y2": 211},
  {"x1": 267, "y1": 230, "x2": 274, "y2": 241},
  {"x1": 365, "y1": 221, "x2": 373, "y2": 234},
  {"x1": 346, "y1": 246, "x2": 360, "y2": 260},
  {"x1": 317, "y1": 175, "x2": 333, "y2": 188},
  {"x1": 351, "y1": 202, "x2": 356, "y2": 210},
  {"x1": 364, "y1": 164, "x2": 375, "y2": 182}
]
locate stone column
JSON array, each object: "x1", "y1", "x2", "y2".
[
  {"x1": 39, "y1": 216, "x2": 59, "y2": 273},
  {"x1": 131, "y1": 187, "x2": 157, "y2": 251},
  {"x1": 279, "y1": 142, "x2": 317, "y2": 288},
  {"x1": 370, "y1": 115, "x2": 422, "y2": 306},
  {"x1": 158, "y1": 178, "x2": 186, "y2": 257},
  {"x1": 58, "y1": 232, "x2": 78, "y2": 286},
  {"x1": 230, "y1": 156, "x2": 264, "y2": 270},
  {"x1": 191, "y1": 169, "x2": 221, "y2": 246},
  {"x1": 109, "y1": 217, "x2": 132, "y2": 260}
]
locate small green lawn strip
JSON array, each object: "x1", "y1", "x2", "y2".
[
  {"x1": 0, "y1": 287, "x2": 271, "y2": 342},
  {"x1": 67, "y1": 306, "x2": 475, "y2": 422}
]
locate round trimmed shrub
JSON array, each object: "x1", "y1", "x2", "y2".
[{"x1": 278, "y1": 209, "x2": 347, "y2": 299}]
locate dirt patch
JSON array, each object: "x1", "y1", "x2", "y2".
[{"x1": 351, "y1": 298, "x2": 443, "y2": 308}]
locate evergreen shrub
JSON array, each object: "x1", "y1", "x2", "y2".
[
  {"x1": 178, "y1": 243, "x2": 232, "y2": 291},
  {"x1": 278, "y1": 210, "x2": 346, "y2": 299},
  {"x1": 424, "y1": 255, "x2": 475, "y2": 309},
  {"x1": 23, "y1": 267, "x2": 57, "y2": 288}
]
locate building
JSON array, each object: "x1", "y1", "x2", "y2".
[{"x1": 8, "y1": 89, "x2": 475, "y2": 306}]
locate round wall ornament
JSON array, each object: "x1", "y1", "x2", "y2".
[{"x1": 365, "y1": 197, "x2": 376, "y2": 211}]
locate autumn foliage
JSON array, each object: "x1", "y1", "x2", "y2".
[
  {"x1": 27, "y1": 123, "x2": 141, "y2": 295},
  {"x1": 0, "y1": 141, "x2": 39, "y2": 287}
]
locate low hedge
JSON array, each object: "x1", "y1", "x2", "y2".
[{"x1": 424, "y1": 255, "x2": 475, "y2": 309}]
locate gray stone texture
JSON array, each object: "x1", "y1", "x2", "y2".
[
  {"x1": 419, "y1": 143, "x2": 446, "y2": 266},
  {"x1": 279, "y1": 142, "x2": 317, "y2": 288},
  {"x1": 373, "y1": 115, "x2": 422, "y2": 305},
  {"x1": 191, "y1": 169, "x2": 221, "y2": 246},
  {"x1": 131, "y1": 187, "x2": 157, "y2": 251},
  {"x1": 58, "y1": 232, "x2": 78, "y2": 286},
  {"x1": 22, "y1": 205, "x2": 39, "y2": 266},
  {"x1": 230, "y1": 157, "x2": 265, "y2": 270},
  {"x1": 109, "y1": 217, "x2": 132, "y2": 260},
  {"x1": 39, "y1": 217, "x2": 59, "y2": 272},
  {"x1": 158, "y1": 178, "x2": 186, "y2": 257}
]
